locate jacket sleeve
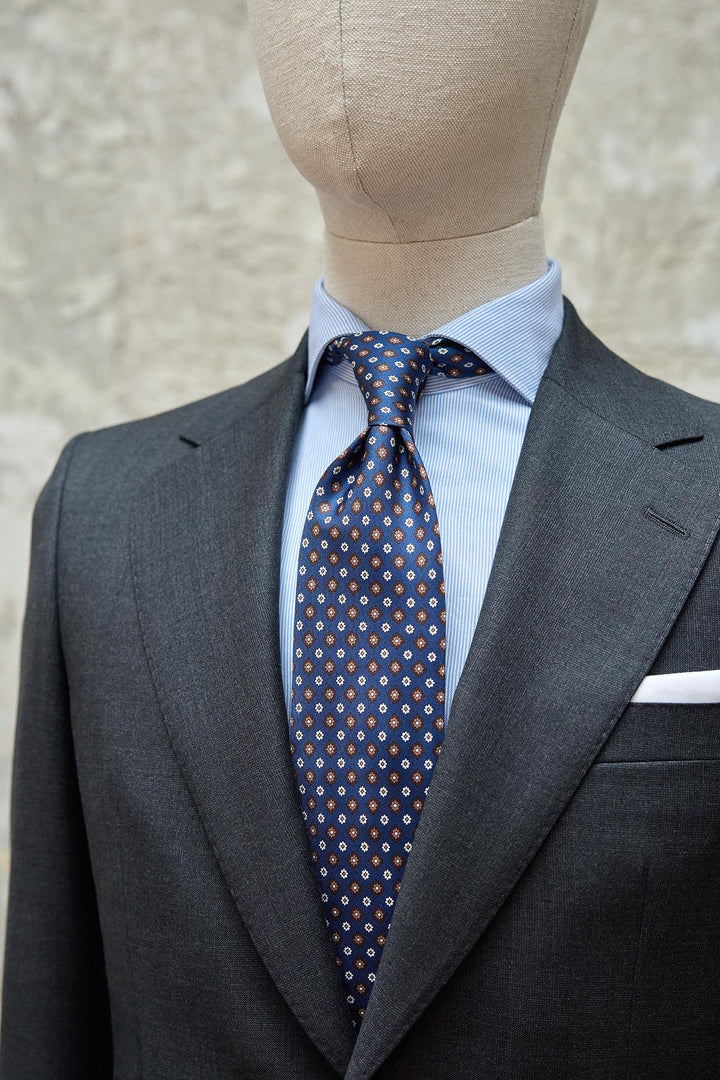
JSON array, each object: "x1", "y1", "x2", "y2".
[{"x1": 0, "y1": 436, "x2": 113, "y2": 1078}]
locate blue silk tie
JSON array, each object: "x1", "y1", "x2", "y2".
[{"x1": 289, "y1": 330, "x2": 491, "y2": 1028}]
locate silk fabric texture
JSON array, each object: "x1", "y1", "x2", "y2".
[{"x1": 290, "y1": 330, "x2": 492, "y2": 1025}]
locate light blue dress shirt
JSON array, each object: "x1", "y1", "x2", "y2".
[{"x1": 279, "y1": 257, "x2": 564, "y2": 728}]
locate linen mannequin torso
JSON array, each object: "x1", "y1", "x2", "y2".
[
  {"x1": 6, "y1": 0, "x2": 720, "y2": 1073},
  {"x1": 245, "y1": 0, "x2": 599, "y2": 333},
  {"x1": 5, "y1": 0, "x2": 720, "y2": 1062}
]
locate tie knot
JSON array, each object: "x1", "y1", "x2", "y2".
[{"x1": 323, "y1": 330, "x2": 491, "y2": 431}]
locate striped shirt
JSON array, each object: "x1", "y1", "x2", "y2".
[{"x1": 279, "y1": 257, "x2": 564, "y2": 727}]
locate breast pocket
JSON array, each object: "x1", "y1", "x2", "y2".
[{"x1": 594, "y1": 701, "x2": 720, "y2": 763}]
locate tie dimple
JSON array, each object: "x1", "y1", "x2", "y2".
[{"x1": 289, "y1": 329, "x2": 490, "y2": 1029}]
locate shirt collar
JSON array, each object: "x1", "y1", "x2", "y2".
[{"x1": 305, "y1": 256, "x2": 564, "y2": 406}]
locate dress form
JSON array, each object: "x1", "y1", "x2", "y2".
[{"x1": 246, "y1": 0, "x2": 599, "y2": 335}]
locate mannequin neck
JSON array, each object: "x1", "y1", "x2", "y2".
[{"x1": 322, "y1": 212, "x2": 548, "y2": 338}]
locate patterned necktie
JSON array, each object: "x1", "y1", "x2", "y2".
[{"x1": 289, "y1": 330, "x2": 491, "y2": 1029}]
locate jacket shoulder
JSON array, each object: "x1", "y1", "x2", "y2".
[
  {"x1": 556, "y1": 298, "x2": 720, "y2": 446},
  {"x1": 61, "y1": 343, "x2": 303, "y2": 498}
]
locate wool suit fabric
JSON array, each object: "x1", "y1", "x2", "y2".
[{"x1": 2, "y1": 296, "x2": 720, "y2": 1079}]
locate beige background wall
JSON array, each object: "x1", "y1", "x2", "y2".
[{"x1": 0, "y1": 0, "x2": 718, "y2": 972}]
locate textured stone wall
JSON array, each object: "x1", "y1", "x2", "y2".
[{"x1": 0, "y1": 0, "x2": 718, "y2": 977}]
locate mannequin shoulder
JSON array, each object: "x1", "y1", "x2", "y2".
[
  {"x1": 629, "y1": 359, "x2": 720, "y2": 429},
  {"x1": 27, "y1": 352, "x2": 304, "y2": 556},
  {"x1": 598, "y1": 350, "x2": 720, "y2": 470},
  {"x1": 623, "y1": 356, "x2": 720, "y2": 439},
  {"x1": 53, "y1": 353, "x2": 298, "y2": 499},
  {"x1": 551, "y1": 305, "x2": 720, "y2": 449}
]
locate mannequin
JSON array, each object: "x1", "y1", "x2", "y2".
[
  {"x1": 246, "y1": 0, "x2": 599, "y2": 335},
  {"x1": 3, "y1": 0, "x2": 720, "y2": 1075}
]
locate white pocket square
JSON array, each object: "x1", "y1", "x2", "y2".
[{"x1": 631, "y1": 669, "x2": 720, "y2": 704}]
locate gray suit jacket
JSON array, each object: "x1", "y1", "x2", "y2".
[{"x1": 2, "y1": 297, "x2": 720, "y2": 1080}]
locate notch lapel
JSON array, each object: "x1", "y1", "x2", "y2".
[
  {"x1": 344, "y1": 299, "x2": 720, "y2": 1080},
  {"x1": 129, "y1": 333, "x2": 358, "y2": 1077}
]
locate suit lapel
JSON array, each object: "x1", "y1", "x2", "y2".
[
  {"x1": 344, "y1": 299, "x2": 720, "y2": 1080},
  {"x1": 129, "y1": 333, "x2": 358, "y2": 1077}
]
